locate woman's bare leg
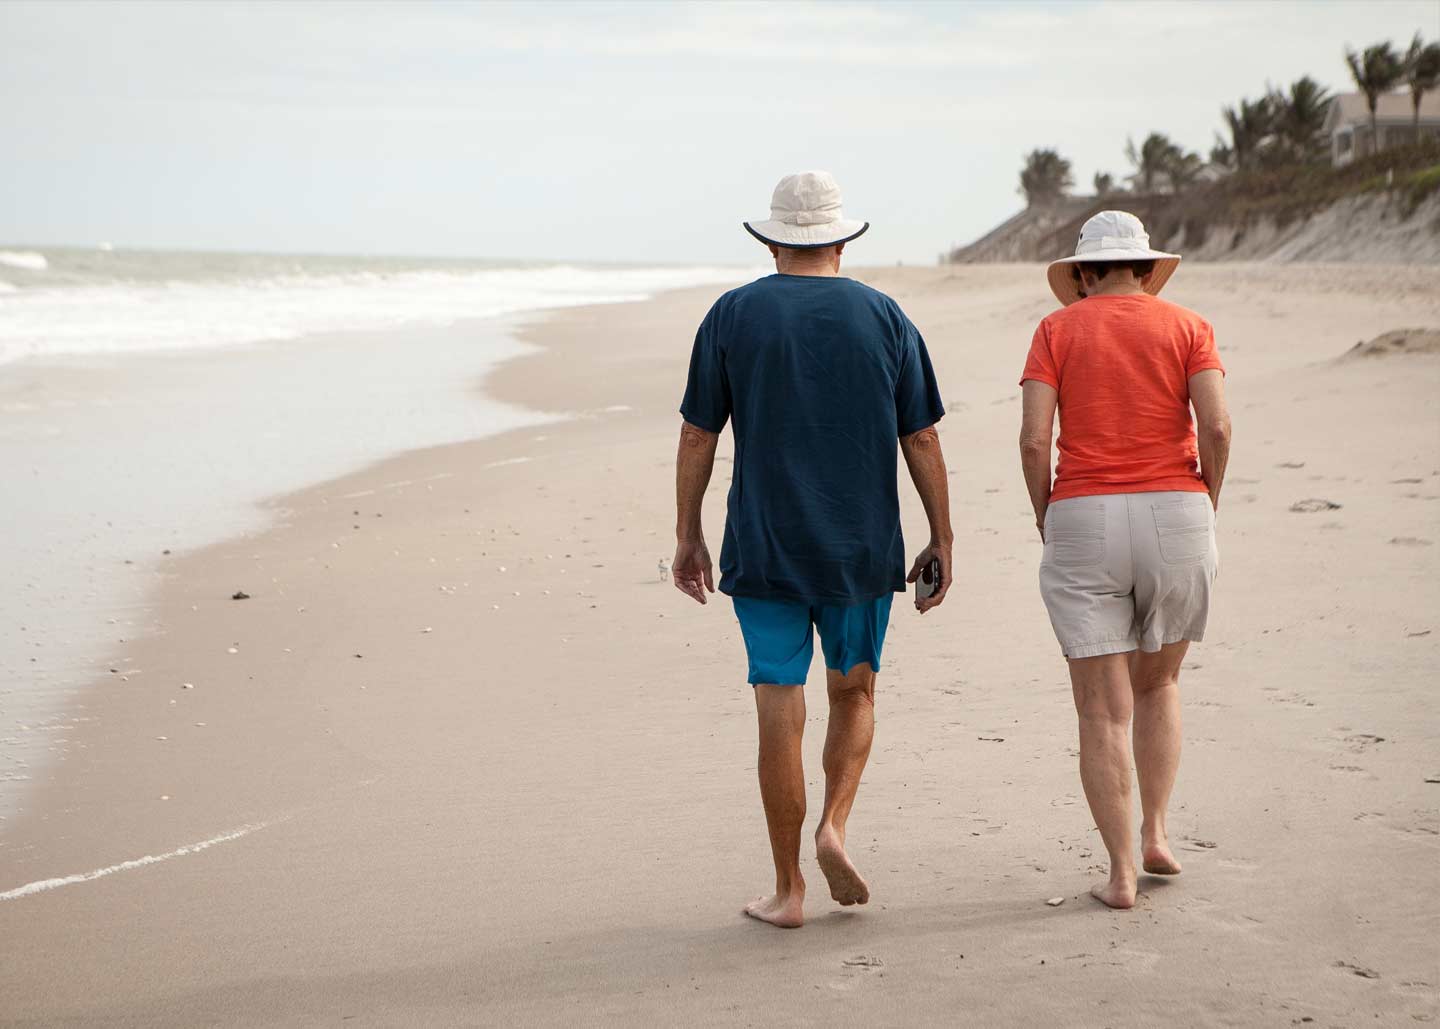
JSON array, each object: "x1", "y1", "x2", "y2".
[
  {"x1": 1129, "y1": 642, "x2": 1188, "y2": 875},
  {"x1": 1069, "y1": 653, "x2": 1138, "y2": 909}
]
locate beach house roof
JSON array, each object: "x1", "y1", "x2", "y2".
[{"x1": 1323, "y1": 90, "x2": 1440, "y2": 132}]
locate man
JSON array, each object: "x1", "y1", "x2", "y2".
[
  {"x1": 1019, "y1": 210, "x2": 1231, "y2": 909},
  {"x1": 672, "y1": 171, "x2": 952, "y2": 929}
]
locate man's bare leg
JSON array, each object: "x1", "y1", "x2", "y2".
[
  {"x1": 745, "y1": 684, "x2": 807, "y2": 928},
  {"x1": 1070, "y1": 653, "x2": 1138, "y2": 909},
  {"x1": 1129, "y1": 642, "x2": 1187, "y2": 875},
  {"x1": 815, "y1": 663, "x2": 876, "y2": 906}
]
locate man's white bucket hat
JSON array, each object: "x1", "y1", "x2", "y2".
[
  {"x1": 1047, "y1": 210, "x2": 1181, "y2": 306},
  {"x1": 744, "y1": 170, "x2": 869, "y2": 249}
]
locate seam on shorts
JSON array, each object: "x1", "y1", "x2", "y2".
[{"x1": 1064, "y1": 638, "x2": 1139, "y2": 659}]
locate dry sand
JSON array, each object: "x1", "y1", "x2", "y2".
[{"x1": 1, "y1": 264, "x2": 1438, "y2": 1026}]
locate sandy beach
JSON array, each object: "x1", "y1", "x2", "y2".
[{"x1": 2, "y1": 263, "x2": 1438, "y2": 1025}]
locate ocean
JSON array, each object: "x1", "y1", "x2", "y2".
[{"x1": 0, "y1": 246, "x2": 747, "y2": 818}]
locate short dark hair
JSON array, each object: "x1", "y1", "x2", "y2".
[{"x1": 1072, "y1": 259, "x2": 1156, "y2": 283}]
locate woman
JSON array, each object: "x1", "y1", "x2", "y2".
[{"x1": 1018, "y1": 211, "x2": 1232, "y2": 909}]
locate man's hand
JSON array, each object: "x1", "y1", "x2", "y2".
[
  {"x1": 1036, "y1": 519, "x2": 1046, "y2": 543},
  {"x1": 672, "y1": 539, "x2": 715, "y2": 605},
  {"x1": 906, "y1": 540, "x2": 952, "y2": 614}
]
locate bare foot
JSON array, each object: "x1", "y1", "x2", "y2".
[
  {"x1": 1091, "y1": 877, "x2": 1137, "y2": 910},
  {"x1": 815, "y1": 825, "x2": 870, "y2": 906},
  {"x1": 743, "y1": 889, "x2": 805, "y2": 928},
  {"x1": 1142, "y1": 838, "x2": 1183, "y2": 875}
]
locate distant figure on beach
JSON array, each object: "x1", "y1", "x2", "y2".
[
  {"x1": 1019, "y1": 211, "x2": 1232, "y2": 909},
  {"x1": 672, "y1": 171, "x2": 952, "y2": 928}
]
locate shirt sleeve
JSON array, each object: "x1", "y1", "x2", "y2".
[
  {"x1": 678, "y1": 303, "x2": 731, "y2": 433},
  {"x1": 1019, "y1": 322, "x2": 1059, "y2": 389},
  {"x1": 1186, "y1": 319, "x2": 1225, "y2": 377},
  {"x1": 895, "y1": 321, "x2": 946, "y2": 437}
]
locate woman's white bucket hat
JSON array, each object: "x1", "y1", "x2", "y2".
[
  {"x1": 744, "y1": 170, "x2": 869, "y2": 249},
  {"x1": 1047, "y1": 210, "x2": 1180, "y2": 306}
]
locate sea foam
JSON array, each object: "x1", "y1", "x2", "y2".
[
  {"x1": 0, "y1": 250, "x2": 49, "y2": 272},
  {"x1": 0, "y1": 258, "x2": 747, "y2": 367}
]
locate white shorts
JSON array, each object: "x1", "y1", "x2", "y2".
[{"x1": 1039, "y1": 491, "x2": 1218, "y2": 659}]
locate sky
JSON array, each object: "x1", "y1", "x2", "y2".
[{"x1": 2, "y1": 0, "x2": 1437, "y2": 265}]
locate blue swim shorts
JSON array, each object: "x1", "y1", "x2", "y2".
[{"x1": 731, "y1": 594, "x2": 894, "y2": 686}]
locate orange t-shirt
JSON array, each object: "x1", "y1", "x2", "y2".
[{"x1": 1020, "y1": 293, "x2": 1224, "y2": 503}]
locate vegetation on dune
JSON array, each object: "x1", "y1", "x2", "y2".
[
  {"x1": 1152, "y1": 141, "x2": 1440, "y2": 246},
  {"x1": 958, "y1": 31, "x2": 1439, "y2": 261}
]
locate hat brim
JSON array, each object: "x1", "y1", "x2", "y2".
[
  {"x1": 743, "y1": 219, "x2": 869, "y2": 249},
  {"x1": 1046, "y1": 249, "x2": 1181, "y2": 307}
]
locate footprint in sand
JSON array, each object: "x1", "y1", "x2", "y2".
[
  {"x1": 828, "y1": 955, "x2": 885, "y2": 991},
  {"x1": 1389, "y1": 536, "x2": 1433, "y2": 546},
  {"x1": 1290, "y1": 498, "x2": 1342, "y2": 513},
  {"x1": 1217, "y1": 857, "x2": 1258, "y2": 874},
  {"x1": 1333, "y1": 960, "x2": 1380, "y2": 979},
  {"x1": 1341, "y1": 733, "x2": 1386, "y2": 752}
]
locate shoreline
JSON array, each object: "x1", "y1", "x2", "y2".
[
  {"x1": 2, "y1": 263, "x2": 1438, "y2": 1024},
  {"x1": 0, "y1": 314, "x2": 560, "y2": 820}
]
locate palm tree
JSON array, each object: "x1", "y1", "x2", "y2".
[
  {"x1": 1093, "y1": 171, "x2": 1115, "y2": 196},
  {"x1": 1345, "y1": 42, "x2": 1405, "y2": 154},
  {"x1": 1272, "y1": 77, "x2": 1333, "y2": 161},
  {"x1": 1403, "y1": 34, "x2": 1440, "y2": 142},
  {"x1": 1018, "y1": 149, "x2": 1074, "y2": 207},
  {"x1": 1221, "y1": 95, "x2": 1275, "y2": 169},
  {"x1": 1126, "y1": 134, "x2": 1171, "y2": 192},
  {"x1": 1166, "y1": 149, "x2": 1204, "y2": 191},
  {"x1": 1209, "y1": 135, "x2": 1234, "y2": 169},
  {"x1": 1125, "y1": 133, "x2": 1199, "y2": 193}
]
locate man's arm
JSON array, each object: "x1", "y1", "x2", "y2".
[
  {"x1": 899, "y1": 425, "x2": 953, "y2": 613},
  {"x1": 1019, "y1": 380, "x2": 1058, "y2": 540},
  {"x1": 673, "y1": 420, "x2": 720, "y2": 604},
  {"x1": 1189, "y1": 369, "x2": 1232, "y2": 511}
]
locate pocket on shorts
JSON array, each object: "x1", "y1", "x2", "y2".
[
  {"x1": 1046, "y1": 502, "x2": 1106, "y2": 567},
  {"x1": 1152, "y1": 498, "x2": 1212, "y2": 565}
]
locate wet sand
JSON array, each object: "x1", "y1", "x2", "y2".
[{"x1": 1, "y1": 264, "x2": 1438, "y2": 1025}]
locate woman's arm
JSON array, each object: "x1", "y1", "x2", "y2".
[
  {"x1": 1189, "y1": 369, "x2": 1232, "y2": 511},
  {"x1": 1019, "y1": 380, "x2": 1058, "y2": 540}
]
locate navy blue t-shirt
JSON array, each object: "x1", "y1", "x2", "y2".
[{"x1": 680, "y1": 273, "x2": 945, "y2": 606}]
